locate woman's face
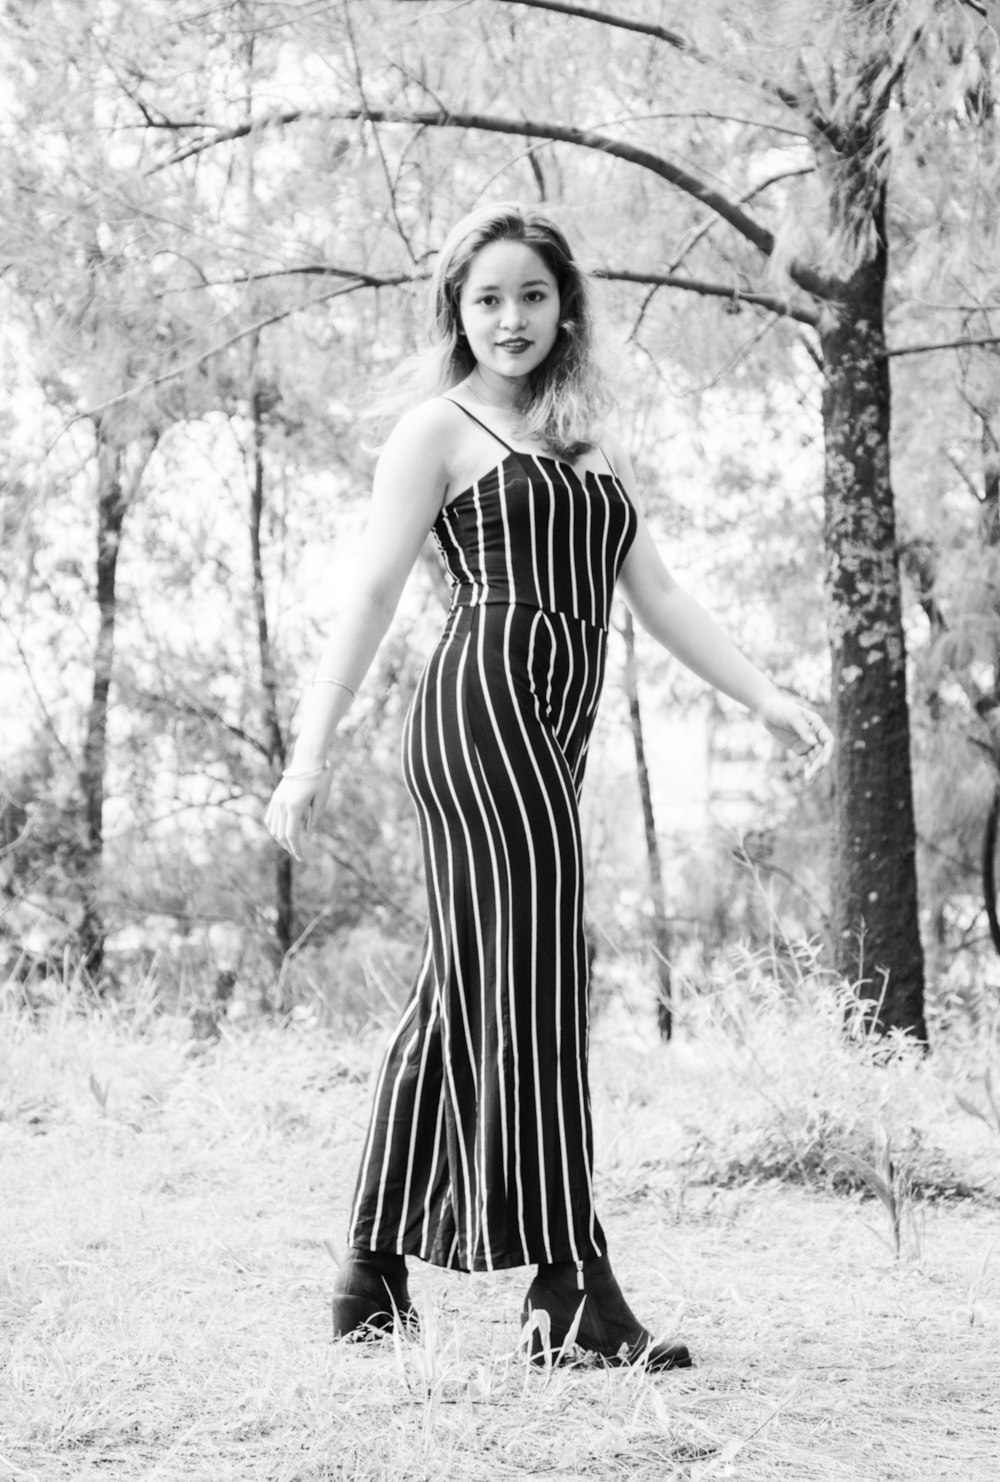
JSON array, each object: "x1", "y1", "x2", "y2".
[{"x1": 458, "y1": 239, "x2": 561, "y2": 387}]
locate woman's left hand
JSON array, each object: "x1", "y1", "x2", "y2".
[{"x1": 755, "y1": 693, "x2": 833, "y2": 782}]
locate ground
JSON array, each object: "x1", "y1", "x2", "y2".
[{"x1": 0, "y1": 1007, "x2": 997, "y2": 1481}]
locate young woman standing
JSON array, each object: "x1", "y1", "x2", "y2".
[{"x1": 265, "y1": 202, "x2": 832, "y2": 1370}]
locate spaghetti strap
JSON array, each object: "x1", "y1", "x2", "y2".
[
  {"x1": 442, "y1": 396, "x2": 517, "y2": 454},
  {"x1": 597, "y1": 446, "x2": 616, "y2": 478}
]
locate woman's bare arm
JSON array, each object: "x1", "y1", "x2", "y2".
[
  {"x1": 265, "y1": 400, "x2": 454, "y2": 858},
  {"x1": 608, "y1": 434, "x2": 832, "y2": 768}
]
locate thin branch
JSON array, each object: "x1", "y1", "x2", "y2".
[
  {"x1": 344, "y1": 0, "x2": 421, "y2": 267},
  {"x1": 56, "y1": 276, "x2": 410, "y2": 435},
  {"x1": 156, "y1": 265, "x2": 430, "y2": 293},
  {"x1": 594, "y1": 268, "x2": 820, "y2": 327},
  {"x1": 0, "y1": 621, "x2": 76, "y2": 769},
  {"x1": 736, "y1": 846, "x2": 832, "y2": 931},
  {"x1": 944, "y1": 449, "x2": 985, "y2": 504},
  {"x1": 904, "y1": 298, "x2": 1000, "y2": 313},
  {"x1": 479, "y1": 0, "x2": 699, "y2": 51},
  {"x1": 687, "y1": 313, "x2": 785, "y2": 394},
  {"x1": 480, "y1": 0, "x2": 844, "y2": 148},
  {"x1": 585, "y1": 108, "x2": 810, "y2": 140},
  {"x1": 664, "y1": 164, "x2": 815, "y2": 277},
  {"x1": 322, "y1": 841, "x2": 423, "y2": 929},
  {"x1": 886, "y1": 334, "x2": 1000, "y2": 358},
  {"x1": 797, "y1": 327, "x2": 824, "y2": 372},
  {"x1": 135, "y1": 690, "x2": 272, "y2": 761},
  {"x1": 148, "y1": 104, "x2": 843, "y2": 302},
  {"x1": 625, "y1": 282, "x2": 663, "y2": 345}
]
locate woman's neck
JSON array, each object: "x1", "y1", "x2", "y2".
[{"x1": 463, "y1": 368, "x2": 523, "y2": 413}]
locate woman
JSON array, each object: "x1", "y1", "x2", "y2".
[{"x1": 264, "y1": 202, "x2": 832, "y2": 1371}]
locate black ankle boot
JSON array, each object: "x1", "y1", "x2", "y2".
[
  {"x1": 331, "y1": 1249, "x2": 418, "y2": 1340},
  {"x1": 523, "y1": 1254, "x2": 691, "y2": 1371}
]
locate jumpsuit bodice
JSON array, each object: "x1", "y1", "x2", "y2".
[{"x1": 432, "y1": 444, "x2": 638, "y2": 631}]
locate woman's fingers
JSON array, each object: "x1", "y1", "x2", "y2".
[
  {"x1": 760, "y1": 699, "x2": 833, "y2": 776},
  {"x1": 264, "y1": 793, "x2": 307, "y2": 862},
  {"x1": 264, "y1": 772, "x2": 332, "y2": 863},
  {"x1": 788, "y1": 708, "x2": 833, "y2": 776}
]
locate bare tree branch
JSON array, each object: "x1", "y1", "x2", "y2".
[
  {"x1": 156, "y1": 265, "x2": 428, "y2": 293},
  {"x1": 0, "y1": 620, "x2": 77, "y2": 769},
  {"x1": 344, "y1": 0, "x2": 422, "y2": 266},
  {"x1": 136, "y1": 690, "x2": 272, "y2": 760},
  {"x1": 478, "y1": 0, "x2": 698, "y2": 51},
  {"x1": 594, "y1": 268, "x2": 820, "y2": 327},
  {"x1": 886, "y1": 333, "x2": 1000, "y2": 358},
  {"x1": 944, "y1": 449, "x2": 985, "y2": 504},
  {"x1": 664, "y1": 164, "x2": 815, "y2": 279},
  {"x1": 148, "y1": 105, "x2": 843, "y2": 302},
  {"x1": 56, "y1": 275, "x2": 411, "y2": 436},
  {"x1": 321, "y1": 840, "x2": 424, "y2": 929},
  {"x1": 473, "y1": 0, "x2": 845, "y2": 147}
]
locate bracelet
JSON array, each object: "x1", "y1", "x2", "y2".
[
  {"x1": 310, "y1": 677, "x2": 357, "y2": 699},
  {"x1": 281, "y1": 759, "x2": 331, "y2": 781}
]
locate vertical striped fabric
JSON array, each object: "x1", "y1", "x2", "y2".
[{"x1": 348, "y1": 406, "x2": 638, "y2": 1272}]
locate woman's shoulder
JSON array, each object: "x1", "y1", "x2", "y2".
[
  {"x1": 392, "y1": 394, "x2": 468, "y2": 436},
  {"x1": 598, "y1": 426, "x2": 633, "y2": 479},
  {"x1": 382, "y1": 395, "x2": 468, "y2": 457}
]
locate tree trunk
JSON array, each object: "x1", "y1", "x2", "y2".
[
  {"x1": 622, "y1": 609, "x2": 673, "y2": 1040},
  {"x1": 78, "y1": 429, "x2": 157, "y2": 981},
  {"x1": 247, "y1": 332, "x2": 293, "y2": 965},
  {"x1": 820, "y1": 210, "x2": 927, "y2": 1039},
  {"x1": 78, "y1": 428, "x2": 126, "y2": 980},
  {"x1": 980, "y1": 413, "x2": 1000, "y2": 953},
  {"x1": 241, "y1": 33, "x2": 293, "y2": 979}
]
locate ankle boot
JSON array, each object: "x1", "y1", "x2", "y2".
[
  {"x1": 331, "y1": 1249, "x2": 418, "y2": 1340},
  {"x1": 522, "y1": 1254, "x2": 690, "y2": 1371}
]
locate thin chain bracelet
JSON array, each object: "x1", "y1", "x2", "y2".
[
  {"x1": 281, "y1": 759, "x2": 331, "y2": 781},
  {"x1": 310, "y1": 677, "x2": 357, "y2": 698}
]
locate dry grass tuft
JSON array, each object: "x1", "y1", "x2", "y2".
[
  {"x1": 592, "y1": 944, "x2": 1000, "y2": 1210},
  {"x1": 1, "y1": 967, "x2": 998, "y2": 1481}
]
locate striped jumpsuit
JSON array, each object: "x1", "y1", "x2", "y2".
[{"x1": 348, "y1": 402, "x2": 638, "y2": 1272}]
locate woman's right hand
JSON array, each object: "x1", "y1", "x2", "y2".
[
  {"x1": 264, "y1": 766, "x2": 334, "y2": 864},
  {"x1": 755, "y1": 692, "x2": 833, "y2": 782}
]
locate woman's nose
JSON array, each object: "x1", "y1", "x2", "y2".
[{"x1": 499, "y1": 300, "x2": 525, "y2": 329}]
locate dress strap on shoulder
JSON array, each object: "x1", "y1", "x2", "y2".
[
  {"x1": 597, "y1": 446, "x2": 617, "y2": 479},
  {"x1": 442, "y1": 396, "x2": 517, "y2": 455}
]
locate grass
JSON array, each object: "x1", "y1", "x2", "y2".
[{"x1": 0, "y1": 965, "x2": 998, "y2": 1481}]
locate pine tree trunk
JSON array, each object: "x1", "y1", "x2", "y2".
[
  {"x1": 247, "y1": 334, "x2": 293, "y2": 965},
  {"x1": 622, "y1": 609, "x2": 673, "y2": 1040},
  {"x1": 819, "y1": 217, "x2": 927, "y2": 1039},
  {"x1": 78, "y1": 429, "x2": 126, "y2": 980}
]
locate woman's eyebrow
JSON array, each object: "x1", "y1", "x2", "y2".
[{"x1": 469, "y1": 278, "x2": 551, "y2": 291}]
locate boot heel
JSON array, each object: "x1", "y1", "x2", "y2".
[{"x1": 332, "y1": 1294, "x2": 393, "y2": 1339}]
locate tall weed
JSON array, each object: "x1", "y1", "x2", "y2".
[{"x1": 667, "y1": 938, "x2": 997, "y2": 1207}]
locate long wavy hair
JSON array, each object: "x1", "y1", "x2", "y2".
[{"x1": 372, "y1": 202, "x2": 610, "y2": 458}]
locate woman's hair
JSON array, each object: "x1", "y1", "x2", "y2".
[{"x1": 372, "y1": 202, "x2": 610, "y2": 458}]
